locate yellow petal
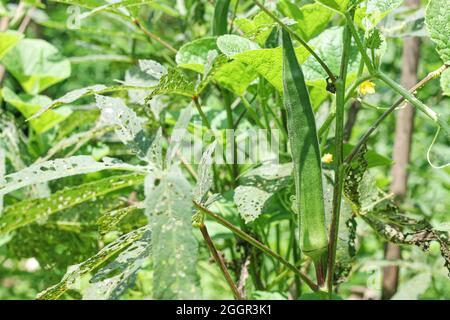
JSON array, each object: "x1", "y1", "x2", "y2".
[
  {"x1": 321, "y1": 153, "x2": 333, "y2": 164},
  {"x1": 359, "y1": 80, "x2": 376, "y2": 95}
]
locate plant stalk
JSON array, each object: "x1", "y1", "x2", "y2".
[{"x1": 193, "y1": 201, "x2": 319, "y2": 292}]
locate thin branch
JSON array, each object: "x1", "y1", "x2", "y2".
[
  {"x1": 345, "y1": 64, "x2": 449, "y2": 165},
  {"x1": 193, "y1": 201, "x2": 320, "y2": 292},
  {"x1": 132, "y1": 18, "x2": 177, "y2": 54},
  {"x1": 193, "y1": 96, "x2": 212, "y2": 130},
  {"x1": 251, "y1": 0, "x2": 336, "y2": 84},
  {"x1": 199, "y1": 224, "x2": 243, "y2": 300}
]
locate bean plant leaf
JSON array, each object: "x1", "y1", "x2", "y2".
[
  {"x1": 217, "y1": 35, "x2": 260, "y2": 58},
  {"x1": 0, "y1": 173, "x2": 144, "y2": 236},
  {"x1": 1, "y1": 39, "x2": 71, "y2": 94},
  {"x1": 2, "y1": 87, "x2": 72, "y2": 133},
  {"x1": 145, "y1": 168, "x2": 200, "y2": 299},
  {"x1": 426, "y1": 0, "x2": 450, "y2": 63},
  {"x1": 146, "y1": 67, "x2": 195, "y2": 100},
  {"x1": 37, "y1": 225, "x2": 149, "y2": 300},
  {"x1": 234, "y1": 11, "x2": 274, "y2": 46},
  {"x1": 95, "y1": 95, "x2": 153, "y2": 161},
  {"x1": 314, "y1": 0, "x2": 349, "y2": 13},
  {"x1": 176, "y1": 37, "x2": 219, "y2": 73},
  {"x1": 277, "y1": 1, "x2": 335, "y2": 41},
  {"x1": 0, "y1": 156, "x2": 149, "y2": 196},
  {"x1": 0, "y1": 31, "x2": 24, "y2": 59},
  {"x1": 234, "y1": 47, "x2": 311, "y2": 92}
]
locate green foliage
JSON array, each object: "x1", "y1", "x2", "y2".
[
  {"x1": 1, "y1": 39, "x2": 71, "y2": 94},
  {"x1": 426, "y1": 0, "x2": 450, "y2": 63}
]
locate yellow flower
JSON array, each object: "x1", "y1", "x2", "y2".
[
  {"x1": 321, "y1": 153, "x2": 333, "y2": 164},
  {"x1": 359, "y1": 80, "x2": 376, "y2": 95}
]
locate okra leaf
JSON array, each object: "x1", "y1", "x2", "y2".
[
  {"x1": 97, "y1": 204, "x2": 143, "y2": 235},
  {"x1": 194, "y1": 141, "x2": 217, "y2": 204},
  {"x1": 425, "y1": 0, "x2": 450, "y2": 63},
  {"x1": 145, "y1": 168, "x2": 200, "y2": 299},
  {"x1": 0, "y1": 156, "x2": 149, "y2": 196},
  {"x1": 84, "y1": 228, "x2": 152, "y2": 299},
  {"x1": 95, "y1": 95, "x2": 154, "y2": 161},
  {"x1": 0, "y1": 31, "x2": 23, "y2": 59},
  {"x1": 2, "y1": 87, "x2": 72, "y2": 134},
  {"x1": 146, "y1": 67, "x2": 196, "y2": 100},
  {"x1": 0, "y1": 173, "x2": 144, "y2": 236},
  {"x1": 37, "y1": 225, "x2": 149, "y2": 300},
  {"x1": 1, "y1": 39, "x2": 71, "y2": 94},
  {"x1": 355, "y1": 0, "x2": 403, "y2": 30}
]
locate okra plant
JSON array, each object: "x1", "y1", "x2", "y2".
[{"x1": 0, "y1": 0, "x2": 449, "y2": 300}]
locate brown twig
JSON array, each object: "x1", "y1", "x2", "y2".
[
  {"x1": 199, "y1": 224, "x2": 243, "y2": 300},
  {"x1": 132, "y1": 18, "x2": 177, "y2": 54},
  {"x1": 194, "y1": 201, "x2": 320, "y2": 292}
]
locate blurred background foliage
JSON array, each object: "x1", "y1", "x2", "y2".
[{"x1": 0, "y1": 0, "x2": 448, "y2": 300}]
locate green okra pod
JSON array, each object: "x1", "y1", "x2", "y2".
[
  {"x1": 213, "y1": 0, "x2": 231, "y2": 36},
  {"x1": 281, "y1": 29, "x2": 328, "y2": 262}
]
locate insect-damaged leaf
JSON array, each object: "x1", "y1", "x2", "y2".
[
  {"x1": 426, "y1": 0, "x2": 450, "y2": 63},
  {"x1": 0, "y1": 173, "x2": 144, "y2": 236},
  {"x1": 83, "y1": 228, "x2": 152, "y2": 299},
  {"x1": 0, "y1": 156, "x2": 148, "y2": 196},
  {"x1": 95, "y1": 95, "x2": 155, "y2": 162},
  {"x1": 145, "y1": 167, "x2": 200, "y2": 299},
  {"x1": 37, "y1": 225, "x2": 150, "y2": 300}
]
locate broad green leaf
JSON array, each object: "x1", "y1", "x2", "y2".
[
  {"x1": 97, "y1": 204, "x2": 143, "y2": 235},
  {"x1": 392, "y1": 272, "x2": 432, "y2": 300},
  {"x1": 37, "y1": 225, "x2": 149, "y2": 300},
  {"x1": 234, "y1": 163, "x2": 293, "y2": 223},
  {"x1": 234, "y1": 11, "x2": 274, "y2": 46},
  {"x1": 145, "y1": 168, "x2": 200, "y2": 299},
  {"x1": 217, "y1": 35, "x2": 260, "y2": 58},
  {"x1": 426, "y1": 0, "x2": 450, "y2": 63},
  {"x1": 441, "y1": 68, "x2": 450, "y2": 96},
  {"x1": 84, "y1": 228, "x2": 152, "y2": 299},
  {"x1": 146, "y1": 68, "x2": 195, "y2": 99},
  {"x1": 303, "y1": 27, "x2": 360, "y2": 81},
  {"x1": 277, "y1": 1, "x2": 335, "y2": 41},
  {"x1": 355, "y1": 0, "x2": 403, "y2": 30},
  {"x1": 213, "y1": 60, "x2": 258, "y2": 95},
  {"x1": 0, "y1": 156, "x2": 149, "y2": 196},
  {"x1": 95, "y1": 95, "x2": 153, "y2": 161},
  {"x1": 176, "y1": 37, "x2": 218, "y2": 73},
  {"x1": 1, "y1": 39, "x2": 71, "y2": 94},
  {"x1": 314, "y1": 0, "x2": 348, "y2": 13},
  {"x1": 2, "y1": 87, "x2": 72, "y2": 133},
  {"x1": 0, "y1": 31, "x2": 23, "y2": 59},
  {"x1": 234, "y1": 47, "x2": 311, "y2": 92},
  {"x1": 0, "y1": 173, "x2": 144, "y2": 236}
]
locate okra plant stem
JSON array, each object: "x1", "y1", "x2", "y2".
[
  {"x1": 199, "y1": 224, "x2": 243, "y2": 300},
  {"x1": 193, "y1": 201, "x2": 320, "y2": 292},
  {"x1": 327, "y1": 21, "x2": 353, "y2": 295}
]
